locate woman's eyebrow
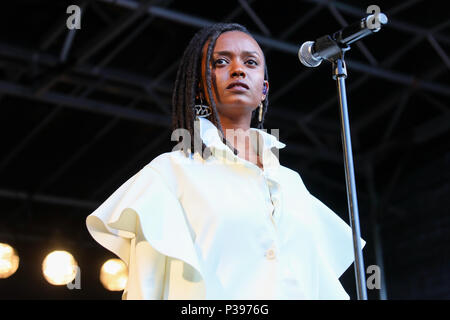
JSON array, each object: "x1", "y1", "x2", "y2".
[{"x1": 213, "y1": 50, "x2": 260, "y2": 57}]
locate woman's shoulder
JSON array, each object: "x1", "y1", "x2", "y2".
[
  {"x1": 147, "y1": 149, "x2": 183, "y2": 166},
  {"x1": 138, "y1": 150, "x2": 200, "y2": 184},
  {"x1": 124, "y1": 150, "x2": 188, "y2": 196},
  {"x1": 278, "y1": 164, "x2": 309, "y2": 193},
  {"x1": 142, "y1": 150, "x2": 190, "y2": 170},
  {"x1": 278, "y1": 164, "x2": 304, "y2": 182}
]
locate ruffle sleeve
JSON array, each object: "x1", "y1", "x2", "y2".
[
  {"x1": 307, "y1": 193, "x2": 366, "y2": 299},
  {"x1": 85, "y1": 165, "x2": 206, "y2": 299}
]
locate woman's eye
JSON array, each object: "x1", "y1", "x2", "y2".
[
  {"x1": 214, "y1": 58, "x2": 227, "y2": 65},
  {"x1": 246, "y1": 59, "x2": 258, "y2": 66}
]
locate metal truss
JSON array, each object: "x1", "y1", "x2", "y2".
[
  {"x1": 1, "y1": 3, "x2": 449, "y2": 299},
  {"x1": 0, "y1": 0, "x2": 448, "y2": 222}
]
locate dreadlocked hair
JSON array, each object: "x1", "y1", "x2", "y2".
[{"x1": 172, "y1": 22, "x2": 269, "y2": 160}]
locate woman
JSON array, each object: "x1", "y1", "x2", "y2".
[{"x1": 86, "y1": 23, "x2": 365, "y2": 300}]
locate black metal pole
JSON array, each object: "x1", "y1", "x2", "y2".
[{"x1": 333, "y1": 57, "x2": 368, "y2": 300}]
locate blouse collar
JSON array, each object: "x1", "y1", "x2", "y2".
[{"x1": 196, "y1": 117, "x2": 286, "y2": 168}]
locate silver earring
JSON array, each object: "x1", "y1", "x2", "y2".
[
  {"x1": 195, "y1": 96, "x2": 212, "y2": 118},
  {"x1": 258, "y1": 102, "x2": 263, "y2": 122}
]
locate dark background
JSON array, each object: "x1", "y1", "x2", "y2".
[{"x1": 0, "y1": 0, "x2": 449, "y2": 299}]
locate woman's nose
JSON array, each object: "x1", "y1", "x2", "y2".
[{"x1": 230, "y1": 62, "x2": 246, "y2": 78}]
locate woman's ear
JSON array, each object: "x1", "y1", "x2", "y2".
[{"x1": 262, "y1": 81, "x2": 269, "y2": 100}]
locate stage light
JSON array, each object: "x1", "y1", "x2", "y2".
[
  {"x1": 100, "y1": 258, "x2": 128, "y2": 291},
  {"x1": 42, "y1": 250, "x2": 78, "y2": 285},
  {"x1": 0, "y1": 243, "x2": 19, "y2": 279}
]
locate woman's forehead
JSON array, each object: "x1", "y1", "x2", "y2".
[
  {"x1": 215, "y1": 31, "x2": 262, "y2": 52},
  {"x1": 203, "y1": 31, "x2": 263, "y2": 57}
]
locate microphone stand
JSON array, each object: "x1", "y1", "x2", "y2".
[
  {"x1": 325, "y1": 40, "x2": 367, "y2": 300},
  {"x1": 334, "y1": 55, "x2": 367, "y2": 300},
  {"x1": 300, "y1": 12, "x2": 388, "y2": 300}
]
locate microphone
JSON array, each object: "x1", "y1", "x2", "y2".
[{"x1": 299, "y1": 13, "x2": 388, "y2": 67}]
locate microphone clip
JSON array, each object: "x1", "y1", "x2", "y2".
[{"x1": 314, "y1": 34, "x2": 350, "y2": 63}]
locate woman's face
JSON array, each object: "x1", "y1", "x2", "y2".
[{"x1": 200, "y1": 31, "x2": 269, "y2": 121}]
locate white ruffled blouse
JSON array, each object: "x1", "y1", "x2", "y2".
[{"x1": 86, "y1": 117, "x2": 365, "y2": 300}]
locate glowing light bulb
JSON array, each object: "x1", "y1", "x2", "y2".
[
  {"x1": 100, "y1": 258, "x2": 128, "y2": 291},
  {"x1": 42, "y1": 250, "x2": 78, "y2": 285},
  {"x1": 0, "y1": 243, "x2": 19, "y2": 279}
]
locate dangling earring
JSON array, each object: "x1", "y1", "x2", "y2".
[
  {"x1": 194, "y1": 94, "x2": 212, "y2": 118},
  {"x1": 258, "y1": 102, "x2": 263, "y2": 122}
]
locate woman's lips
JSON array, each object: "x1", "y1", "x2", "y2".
[
  {"x1": 226, "y1": 81, "x2": 249, "y2": 93},
  {"x1": 227, "y1": 85, "x2": 248, "y2": 92}
]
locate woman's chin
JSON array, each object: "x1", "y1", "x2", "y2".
[{"x1": 218, "y1": 101, "x2": 256, "y2": 111}]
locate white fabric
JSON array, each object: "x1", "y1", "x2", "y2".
[{"x1": 86, "y1": 117, "x2": 365, "y2": 300}]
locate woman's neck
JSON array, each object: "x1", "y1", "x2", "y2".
[{"x1": 218, "y1": 115, "x2": 262, "y2": 162}]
